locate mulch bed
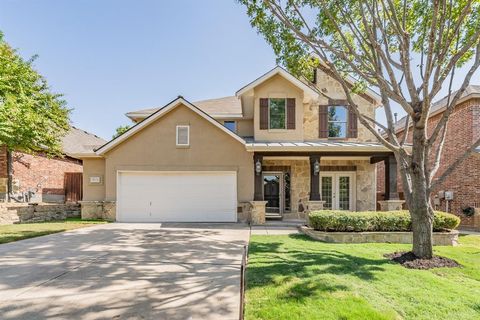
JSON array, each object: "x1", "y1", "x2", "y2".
[{"x1": 384, "y1": 251, "x2": 461, "y2": 269}]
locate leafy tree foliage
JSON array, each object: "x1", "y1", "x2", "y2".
[
  {"x1": 0, "y1": 32, "x2": 70, "y2": 156},
  {"x1": 113, "y1": 125, "x2": 131, "y2": 139}
]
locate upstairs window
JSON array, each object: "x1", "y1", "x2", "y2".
[
  {"x1": 328, "y1": 106, "x2": 348, "y2": 138},
  {"x1": 224, "y1": 121, "x2": 237, "y2": 133},
  {"x1": 269, "y1": 98, "x2": 286, "y2": 129},
  {"x1": 176, "y1": 125, "x2": 190, "y2": 146}
]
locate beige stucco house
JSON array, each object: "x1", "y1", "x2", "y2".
[{"x1": 78, "y1": 66, "x2": 402, "y2": 223}]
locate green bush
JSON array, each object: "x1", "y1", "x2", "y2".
[
  {"x1": 308, "y1": 210, "x2": 460, "y2": 232},
  {"x1": 433, "y1": 211, "x2": 461, "y2": 231}
]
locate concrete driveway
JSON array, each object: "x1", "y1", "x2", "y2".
[{"x1": 0, "y1": 223, "x2": 250, "y2": 320}]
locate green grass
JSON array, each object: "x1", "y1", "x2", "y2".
[
  {"x1": 0, "y1": 218, "x2": 108, "y2": 244},
  {"x1": 245, "y1": 234, "x2": 480, "y2": 320}
]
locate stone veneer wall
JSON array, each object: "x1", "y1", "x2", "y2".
[
  {"x1": 237, "y1": 202, "x2": 252, "y2": 223},
  {"x1": 303, "y1": 69, "x2": 377, "y2": 142},
  {"x1": 263, "y1": 159, "x2": 310, "y2": 213},
  {"x1": 263, "y1": 159, "x2": 376, "y2": 212},
  {"x1": 301, "y1": 226, "x2": 459, "y2": 246},
  {"x1": 80, "y1": 201, "x2": 116, "y2": 221}
]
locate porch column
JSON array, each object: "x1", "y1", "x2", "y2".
[
  {"x1": 378, "y1": 154, "x2": 404, "y2": 211},
  {"x1": 309, "y1": 155, "x2": 321, "y2": 201},
  {"x1": 253, "y1": 154, "x2": 263, "y2": 201},
  {"x1": 384, "y1": 154, "x2": 399, "y2": 200}
]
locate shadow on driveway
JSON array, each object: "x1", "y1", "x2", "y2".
[{"x1": 0, "y1": 223, "x2": 249, "y2": 320}]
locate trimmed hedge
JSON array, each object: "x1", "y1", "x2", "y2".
[{"x1": 308, "y1": 210, "x2": 460, "y2": 232}]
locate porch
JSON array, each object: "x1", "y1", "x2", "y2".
[{"x1": 246, "y1": 141, "x2": 404, "y2": 224}]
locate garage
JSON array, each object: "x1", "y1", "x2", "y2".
[{"x1": 116, "y1": 171, "x2": 237, "y2": 222}]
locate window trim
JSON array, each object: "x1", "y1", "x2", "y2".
[
  {"x1": 176, "y1": 125, "x2": 190, "y2": 146},
  {"x1": 224, "y1": 120, "x2": 237, "y2": 133},
  {"x1": 327, "y1": 105, "x2": 348, "y2": 139},
  {"x1": 268, "y1": 97, "x2": 287, "y2": 130}
]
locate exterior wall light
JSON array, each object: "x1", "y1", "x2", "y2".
[
  {"x1": 314, "y1": 159, "x2": 320, "y2": 175},
  {"x1": 255, "y1": 160, "x2": 262, "y2": 175}
]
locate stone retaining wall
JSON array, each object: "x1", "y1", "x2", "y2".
[
  {"x1": 0, "y1": 203, "x2": 81, "y2": 224},
  {"x1": 300, "y1": 226, "x2": 459, "y2": 246}
]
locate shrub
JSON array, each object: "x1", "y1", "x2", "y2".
[
  {"x1": 433, "y1": 211, "x2": 461, "y2": 231},
  {"x1": 308, "y1": 210, "x2": 460, "y2": 232}
]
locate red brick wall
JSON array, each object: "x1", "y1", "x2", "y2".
[
  {"x1": 0, "y1": 146, "x2": 7, "y2": 178},
  {"x1": 377, "y1": 98, "x2": 480, "y2": 229},
  {"x1": 0, "y1": 147, "x2": 83, "y2": 202}
]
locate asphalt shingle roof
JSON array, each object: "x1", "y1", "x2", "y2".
[
  {"x1": 126, "y1": 96, "x2": 242, "y2": 118},
  {"x1": 62, "y1": 126, "x2": 107, "y2": 156}
]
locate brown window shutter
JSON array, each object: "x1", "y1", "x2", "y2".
[
  {"x1": 286, "y1": 98, "x2": 296, "y2": 129},
  {"x1": 259, "y1": 98, "x2": 268, "y2": 130},
  {"x1": 319, "y1": 105, "x2": 328, "y2": 138},
  {"x1": 348, "y1": 107, "x2": 358, "y2": 138}
]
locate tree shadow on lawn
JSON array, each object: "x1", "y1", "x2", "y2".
[{"x1": 247, "y1": 234, "x2": 389, "y2": 299}]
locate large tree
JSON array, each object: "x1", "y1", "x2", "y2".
[
  {"x1": 0, "y1": 32, "x2": 70, "y2": 198},
  {"x1": 239, "y1": 0, "x2": 480, "y2": 258}
]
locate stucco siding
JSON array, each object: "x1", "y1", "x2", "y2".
[
  {"x1": 82, "y1": 158, "x2": 106, "y2": 201},
  {"x1": 253, "y1": 74, "x2": 305, "y2": 141},
  {"x1": 102, "y1": 104, "x2": 254, "y2": 203}
]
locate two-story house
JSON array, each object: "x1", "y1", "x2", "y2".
[
  {"x1": 377, "y1": 85, "x2": 480, "y2": 231},
  {"x1": 78, "y1": 67, "x2": 401, "y2": 223}
]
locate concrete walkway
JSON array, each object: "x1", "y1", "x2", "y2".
[
  {"x1": 250, "y1": 225, "x2": 300, "y2": 235},
  {"x1": 0, "y1": 223, "x2": 249, "y2": 320},
  {"x1": 459, "y1": 229, "x2": 480, "y2": 235}
]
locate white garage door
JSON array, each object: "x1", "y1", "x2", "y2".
[{"x1": 117, "y1": 171, "x2": 237, "y2": 222}]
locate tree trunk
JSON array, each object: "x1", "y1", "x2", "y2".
[
  {"x1": 408, "y1": 174, "x2": 434, "y2": 258},
  {"x1": 404, "y1": 125, "x2": 434, "y2": 259}
]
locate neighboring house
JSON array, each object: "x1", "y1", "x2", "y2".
[
  {"x1": 377, "y1": 85, "x2": 480, "y2": 230},
  {"x1": 78, "y1": 66, "x2": 401, "y2": 223},
  {"x1": 0, "y1": 127, "x2": 106, "y2": 203}
]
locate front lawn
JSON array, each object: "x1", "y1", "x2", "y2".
[
  {"x1": 245, "y1": 234, "x2": 480, "y2": 320},
  {"x1": 0, "y1": 218, "x2": 108, "y2": 244}
]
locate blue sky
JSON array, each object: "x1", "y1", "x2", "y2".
[
  {"x1": 0, "y1": 0, "x2": 276, "y2": 139},
  {"x1": 1, "y1": 1, "x2": 479, "y2": 139}
]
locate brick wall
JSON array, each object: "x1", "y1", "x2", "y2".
[
  {"x1": 376, "y1": 98, "x2": 480, "y2": 229},
  {"x1": 0, "y1": 146, "x2": 7, "y2": 178},
  {"x1": 0, "y1": 147, "x2": 83, "y2": 202}
]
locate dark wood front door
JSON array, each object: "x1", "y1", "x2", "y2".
[{"x1": 263, "y1": 173, "x2": 282, "y2": 213}]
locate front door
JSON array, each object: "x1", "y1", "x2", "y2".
[
  {"x1": 263, "y1": 172, "x2": 283, "y2": 213},
  {"x1": 320, "y1": 172, "x2": 355, "y2": 210}
]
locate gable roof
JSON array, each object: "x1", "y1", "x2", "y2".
[
  {"x1": 236, "y1": 66, "x2": 319, "y2": 98},
  {"x1": 235, "y1": 65, "x2": 382, "y2": 107},
  {"x1": 126, "y1": 96, "x2": 242, "y2": 120},
  {"x1": 393, "y1": 84, "x2": 480, "y2": 133},
  {"x1": 62, "y1": 126, "x2": 107, "y2": 158},
  {"x1": 95, "y1": 97, "x2": 245, "y2": 155}
]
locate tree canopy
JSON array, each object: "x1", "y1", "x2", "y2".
[{"x1": 0, "y1": 32, "x2": 70, "y2": 156}]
